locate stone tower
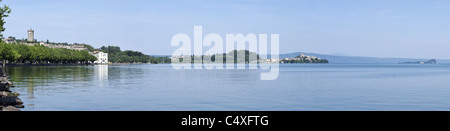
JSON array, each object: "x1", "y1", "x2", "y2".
[{"x1": 28, "y1": 28, "x2": 34, "y2": 42}]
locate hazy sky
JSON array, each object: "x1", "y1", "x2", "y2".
[{"x1": 3, "y1": 0, "x2": 450, "y2": 59}]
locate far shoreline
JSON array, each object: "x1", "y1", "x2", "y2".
[{"x1": 3, "y1": 63, "x2": 166, "y2": 67}]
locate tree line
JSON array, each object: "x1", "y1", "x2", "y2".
[
  {"x1": 98, "y1": 46, "x2": 171, "y2": 64},
  {"x1": 0, "y1": 42, "x2": 173, "y2": 65},
  {"x1": 176, "y1": 50, "x2": 261, "y2": 63},
  {"x1": 0, "y1": 42, "x2": 97, "y2": 65}
]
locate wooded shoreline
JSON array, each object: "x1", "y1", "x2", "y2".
[{"x1": 3, "y1": 63, "x2": 94, "y2": 67}]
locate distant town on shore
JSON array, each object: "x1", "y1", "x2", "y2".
[
  {"x1": 171, "y1": 50, "x2": 329, "y2": 64},
  {"x1": 275, "y1": 54, "x2": 328, "y2": 64}
]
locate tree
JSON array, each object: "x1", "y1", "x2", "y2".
[
  {"x1": 82, "y1": 44, "x2": 96, "y2": 52},
  {"x1": 0, "y1": 42, "x2": 20, "y2": 63},
  {"x1": 97, "y1": 45, "x2": 167, "y2": 64},
  {"x1": 0, "y1": 0, "x2": 10, "y2": 70},
  {"x1": 0, "y1": 0, "x2": 10, "y2": 38}
]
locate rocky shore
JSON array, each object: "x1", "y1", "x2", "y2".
[{"x1": 0, "y1": 68, "x2": 24, "y2": 111}]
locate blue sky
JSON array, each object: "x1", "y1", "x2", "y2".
[{"x1": 3, "y1": 0, "x2": 450, "y2": 59}]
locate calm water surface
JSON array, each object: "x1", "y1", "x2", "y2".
[{"x1": 6, "y1": 64, "x2": 450, "y2": 111}]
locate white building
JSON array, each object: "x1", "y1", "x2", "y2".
[
  {"x1": 93, "y1": 51, "x2": 108, "y2": 64},
  {"x1": 299, "y1": 54, "x2": 306, "y2": 58},
  {"x1": 2, "y1": 37, "x2": 15, "y2": 44}
]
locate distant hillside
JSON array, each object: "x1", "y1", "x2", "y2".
[{"x1": 278, "y1": 52, "x2": 450, "y2": 64}]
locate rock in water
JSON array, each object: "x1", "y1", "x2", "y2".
[
  {"x1": 0, "y1": 83, "x2": 10, "y2": 91},
  {"x1": 0, "y1": 91, "x2": 10, "y2": 97},
  {"x1": 0, "y1": 97, "x2": 23, "y2": 105},
  {"x1": 0, "y1": 68, "x2": 23, "y2": 111},
  {"x1": 2, "y1": 106, "x2": 20, "y2": 111}
]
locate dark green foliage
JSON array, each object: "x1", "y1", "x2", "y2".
[
  {"x1": 187, "y1": 50, "x2": 260, "y2": 63},
  {"x1": 0, "y1": 43, "x2": 171, "y2": 64},
  {"x1": 99, "y1": 46, "x2": 121, "y2": 54},
  {"x1": 0, "y1": 0, "x2": 11, "y2": 37},
  {"x1": 82, "y1": 44, "x2": 96, "y2": 52},
  {"x1": 0, "y1": 42, "x2": 19, "y2": 61},
  {"x1": 99, "y1": 45, "x2": 170, "y2": 64},
  {"x1": 0, "y1": 42, "x2": 97, "y2": 64}
]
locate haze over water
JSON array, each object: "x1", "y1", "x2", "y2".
[{"x1": 7, "y1": 64, "x2": 450, "y2": 111}]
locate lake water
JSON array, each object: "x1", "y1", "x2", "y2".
[{"x1": 6, "y1": 64, "x2": 450, "y2": 111}]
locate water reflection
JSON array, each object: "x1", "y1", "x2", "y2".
[
  {"x1": 5, "y1": 64, "x2": 450, "y2": 111},
  {"x1": 7, "y1": 66, "x2": 97, "y2": 110},
  {"x1": 27, "y1": 79, "x2": 34, "y2": 109},
  {"x1": 94, "y1": 65, "x2": 108, "y2": 87},
  {"x1": 106, "y1": 65, "x2": 146, "y2": 89},
  {"x1": 27, "y1": 79, "x2": 34, "y2": 99}
]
